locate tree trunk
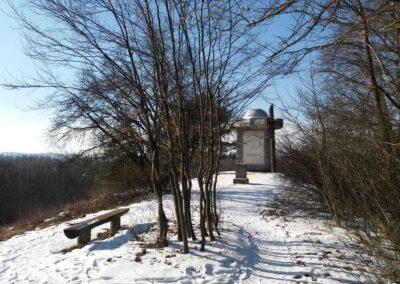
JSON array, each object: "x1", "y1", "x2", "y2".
[
  {"x1": 156, "y1": 190, "x2": 169, "y2": 247},
  {"x1": 170, "y1": 172, "x2": 183, "y2": 241},
  {"x1": 356, "y1": 0, "x2": 393, "y2": 144},
  {"x1": 170, "y1": 164, "x2": 189, "y2": 253}
]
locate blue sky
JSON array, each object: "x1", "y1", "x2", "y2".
[
  {"x1": 0, "y1": 1, "x2": 298, "y2": 154},
  {"x1": 0, "y1": 1, "x2": 54, "y2": 153}
]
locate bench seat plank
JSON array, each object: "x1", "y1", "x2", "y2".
[{"x1": 64, "y1": 208, "x2": 129, "y2": 239}]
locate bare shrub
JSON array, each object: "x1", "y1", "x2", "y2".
[{"x1": 279, "y1": 70, "x2": 400, "y2": 280}]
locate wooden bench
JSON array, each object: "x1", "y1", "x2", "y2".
[{"x1": 64, "y1": 208, "x2": 129, "y2": 246}]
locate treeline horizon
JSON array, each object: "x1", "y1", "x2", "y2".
[{"x1": 0, "y1": 154, "x2": 151, "y2": 226}]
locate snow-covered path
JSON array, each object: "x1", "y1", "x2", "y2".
[{"x1": 0, "y1": 172, "x2": 370, "y2": 283}]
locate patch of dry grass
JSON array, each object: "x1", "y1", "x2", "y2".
[{"x1": 0, "y1": 190, "x2": 150, "y2": 242}]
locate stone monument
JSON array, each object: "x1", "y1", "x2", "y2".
[{"x1": 234, "y1": 105, "x2": 283, "y2": 172}]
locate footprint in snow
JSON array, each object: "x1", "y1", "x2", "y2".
[
  {"x1": 99, "y1": 276, "x2": 113, "y2": 280},
  {"x1": 214, "y1": 266, "x2": 233, "y2": 275},
  {"x1": 203, "y1": 263, "x2": 213, "y2": 275},
  {"x1": 184, "y1": 266, "x2": 196, "y2": 275},
  {"x1": 230, "y1": 260, "x2": 238, "y2": 268}
]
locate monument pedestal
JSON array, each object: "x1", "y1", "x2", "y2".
[
  {"x1": 233, "y1": 163, "x2": 249, "y2": 184},
  {"x1": 233, "y1": 178, "x2": 249, "y2": 184}
]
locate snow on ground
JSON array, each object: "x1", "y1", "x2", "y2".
[{"x1": 0, "y1": 172, "x2": 372, "y2": 283}]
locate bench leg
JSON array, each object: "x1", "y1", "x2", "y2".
[
  {"x1": 78, "y1": 229, "x2": 91, "y2": 246},
  {"x1": 110, "y1": 217, "x2": 121, "y2": 235}
]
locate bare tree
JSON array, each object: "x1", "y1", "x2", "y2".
[{"x1": 4, "y1": 0, "x2": 278, "y2": 253}]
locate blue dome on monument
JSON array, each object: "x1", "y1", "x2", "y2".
[{"x1": 243, "y1": 108, "x2": 268, "y2": 120}]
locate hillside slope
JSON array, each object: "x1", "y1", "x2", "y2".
[{"x1": 0, "y1": 172, "x2": 372, "y2": 283}]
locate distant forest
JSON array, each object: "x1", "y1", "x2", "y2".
[{"x1": 0, "y1": 155, "x2": 150, "y2": 225}]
